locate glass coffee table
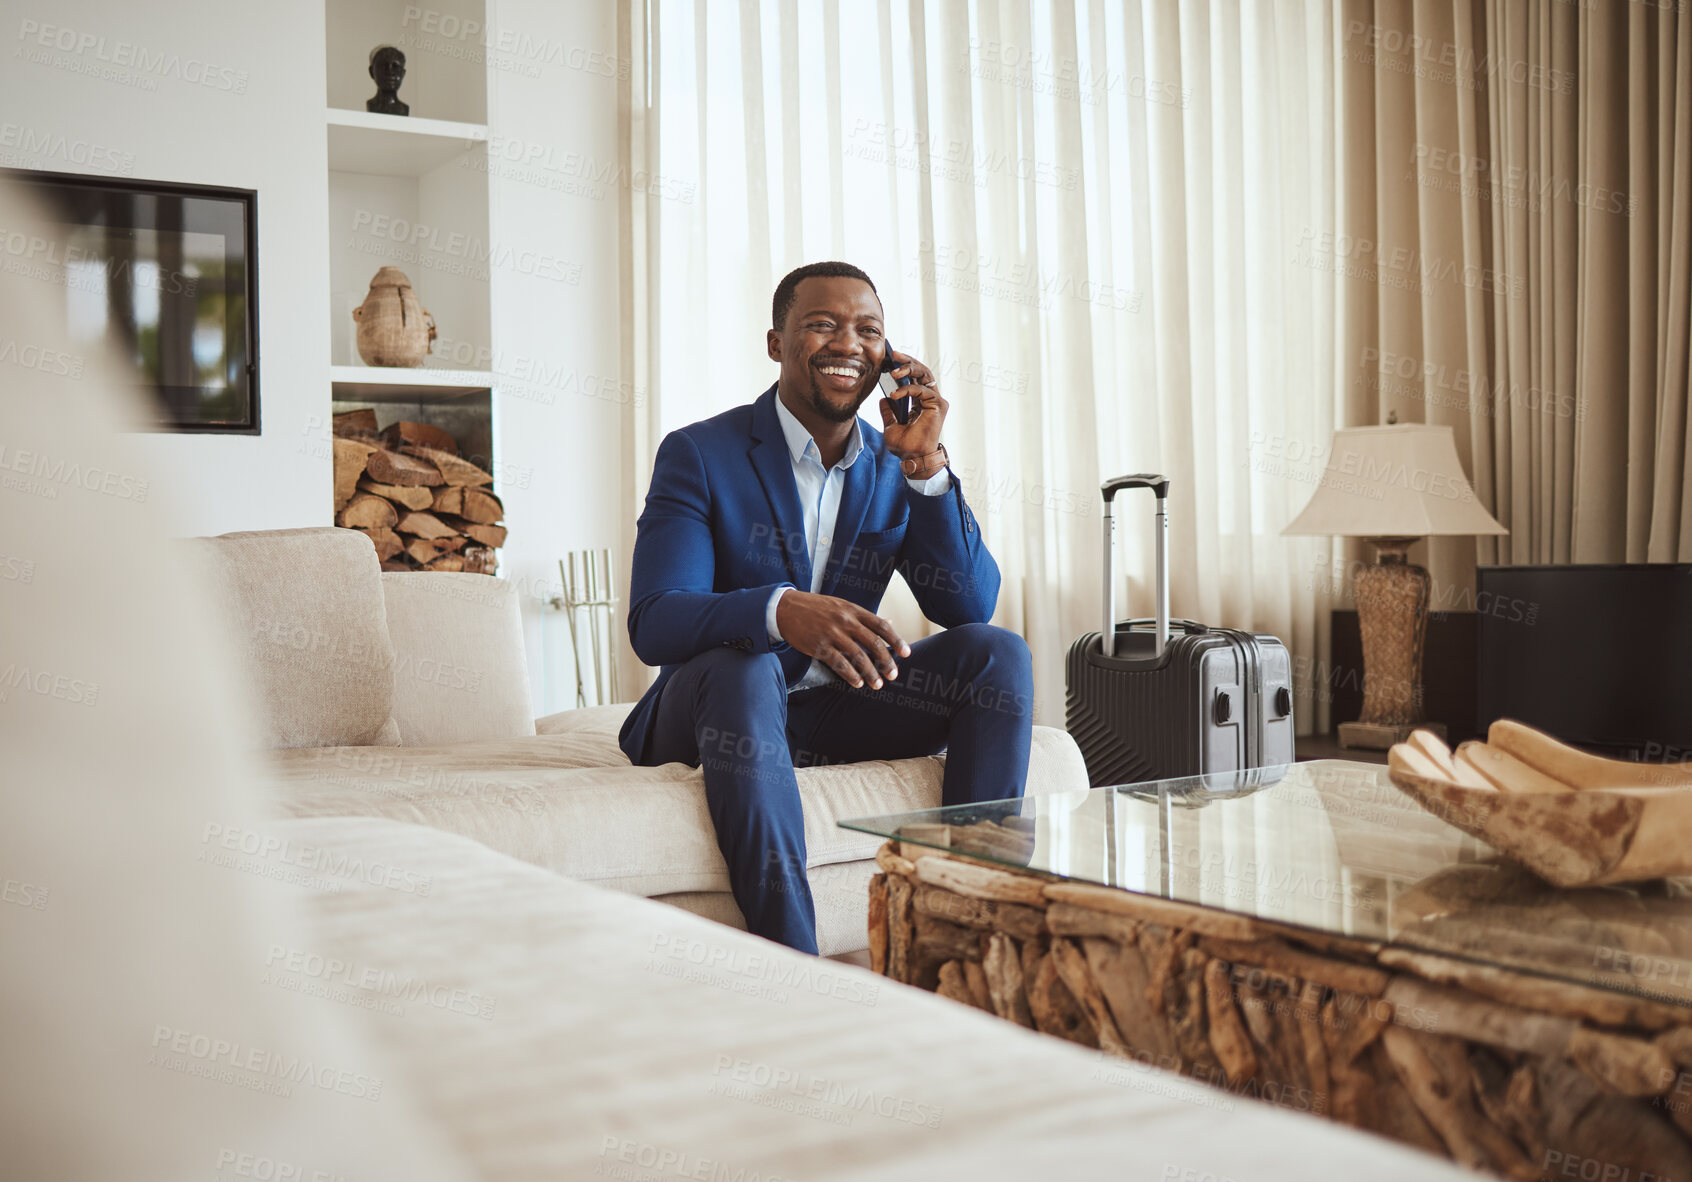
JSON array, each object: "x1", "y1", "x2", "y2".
[{"x1": 841, "y1": 760, "x2": 1692, "y2": 1178}]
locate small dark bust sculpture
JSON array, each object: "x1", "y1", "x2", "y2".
[{"x1": 366, "y1": 45, "x2": 409, "y2": 116}]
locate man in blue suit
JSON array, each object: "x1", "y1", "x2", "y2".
[{"x1": 619, "y1": 262, "x2": 1033, "y2": 953}]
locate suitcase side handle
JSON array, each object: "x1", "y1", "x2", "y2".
[{"x1": 1101, "y1": 474, "x2": 1170, "y2": 658}]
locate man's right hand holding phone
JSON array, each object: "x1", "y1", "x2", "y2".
[{"x1": 774, "y1": 590, "x2": 910, "y2": 690}]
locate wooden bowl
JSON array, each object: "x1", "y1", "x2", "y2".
[{"x1": 1386, "y1": 724, "x2": 1692, "y2": 888}]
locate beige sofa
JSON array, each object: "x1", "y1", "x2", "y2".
[{"x1": 194, "y1": 526, "x2": 1090, "y2": 956}]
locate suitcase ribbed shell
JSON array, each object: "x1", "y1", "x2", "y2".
[
  {"x1": 1065, "y1": 624, "x2": 1294, "y2": 787},
  {"x1": 1066, "y1": 631, "x2": 1206, "y2": 784}
]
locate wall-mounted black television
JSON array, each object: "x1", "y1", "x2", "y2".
[
  {"x1": 1477, "y1": 564, "x2": 1692, "y2": 762},
  {"x1": 1, "y1": 168, "x2": 258, "y2": 434}
]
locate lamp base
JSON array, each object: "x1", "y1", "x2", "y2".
[
  {"x1": 1352, "y1": 536, "x2": 1432, "y2": 733},
  {"x1": 1338, "y1": 720, "x2": 1446, "y2": 751}
]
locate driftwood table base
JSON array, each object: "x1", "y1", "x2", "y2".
[{"x1": 869, "y1": 839, "x2": 1692, "y2": 1182}]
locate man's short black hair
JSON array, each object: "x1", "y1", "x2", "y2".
[{"x1": 771, "y1": 261, "x2": 879, "y2": 331}]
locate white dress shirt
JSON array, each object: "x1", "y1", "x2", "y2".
[{"x1": 765, "y1": 395, "x2": 951, "y2": 691}]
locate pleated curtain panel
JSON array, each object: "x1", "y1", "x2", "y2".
[
  {"x1": 615, "y1": 0, "x2": 1692, "y2": 733},
  {"x1": 1336, "y1": 0, "x2": 1692, "y2": 582}
]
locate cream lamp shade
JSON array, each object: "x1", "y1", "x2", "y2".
[{"x1": 1281, "y1": 424, "x2": 1507, "y2": 537}]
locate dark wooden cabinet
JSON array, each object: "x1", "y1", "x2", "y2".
[
  {"x1": 1328, "y1": 607, "x2": 1478, "y2": 743},
  {"x1": 1297, "y1": 609, "x2": 1478, "y2": 763}
]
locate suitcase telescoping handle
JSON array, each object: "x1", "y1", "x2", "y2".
[{"x1": 1100, "y1": 474, "x2": 1169, "y2": 659}]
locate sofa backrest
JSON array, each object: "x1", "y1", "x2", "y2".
[
  {"x1": 380, "y1": 572, "x2": 535, "y2": 746},
  {"x1": 195, "y1": 527, "x2": 401, "y2": 748},
  {"x1": 194, "y1": 529, "x2": 537, "y2": 750}
]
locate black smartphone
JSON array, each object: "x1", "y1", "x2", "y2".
[{"x1": 879, "y1": 341, "x2": 916, "y2": 424}]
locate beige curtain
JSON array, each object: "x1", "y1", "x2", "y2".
[
  {"x1": 619, "y1": 0, "x2": 1343, "y2": 729},
  {"x1": 1335, "y1": 0, "x2": 1692, "y2": 596}
]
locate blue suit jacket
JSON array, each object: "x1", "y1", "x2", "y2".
[{"x1": 618, "y1": 384, "x2": 1000, "y2": 764}]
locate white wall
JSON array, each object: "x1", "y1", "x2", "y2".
[
  {"x1": 1, "y1": 0, "x2": 626, "y2": 714},
  {"x1": 482, "y1": 0, "x2": 626, "y2": 714},
  {"x1": 1, "y1": 0, "x2": 332, "y2": 535}
]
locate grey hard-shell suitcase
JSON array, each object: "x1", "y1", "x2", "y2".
[{"x1": 1064, "y1": 474, "x2": 1296, "y2": 786}]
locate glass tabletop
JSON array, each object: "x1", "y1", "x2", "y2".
[{"x1": 840, "y1": 759, "x2": 1692, "y2": 1009}]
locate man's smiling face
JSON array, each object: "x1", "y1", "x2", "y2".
[{"x1": 767, "y1": 276, "x2": 887, "y2": 424}]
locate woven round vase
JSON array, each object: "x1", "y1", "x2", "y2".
[{"x1": 352, "y1": 267, "x2": 436, "y2": 367}]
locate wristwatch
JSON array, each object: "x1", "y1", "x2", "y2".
[{"x1": 902, "y1": 443, "x2": 949, "y2": 482}]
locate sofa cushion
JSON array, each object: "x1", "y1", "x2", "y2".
[
  {"x1": 653, "y1": 858, "x2": 875, "y2": 958},
  {"x1": 279, "y1": 814, "x2": 1470, "y2": 1182},
  {"x1": 534, "y1": 703, "x2": 629, "y2": 747},
  {"x1": 264, "y1": 709, "x2": 1091, "y2": 897},
  {"x1": 196, "y1": 527, "x2": 400, "y2": 748},
  {"x1": 381, "y1": 572, "x2": 535, "y2": 747}
]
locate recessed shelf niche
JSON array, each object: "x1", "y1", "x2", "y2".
[{"x1": 324, "y1": 0, "x2": 488, "y2": 125}]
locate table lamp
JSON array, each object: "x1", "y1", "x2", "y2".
[{"x1": 1282, "y1": 423, "x2": 1507, "y2": 750}]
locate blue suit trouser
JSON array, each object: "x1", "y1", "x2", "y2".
[{"x1": 644, "y1": 622, "x2": 1035, "y2": 953}]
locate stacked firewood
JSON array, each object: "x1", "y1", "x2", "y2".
[{"x1": 330, "y1": 409, "x2": 505, "y2": 573}]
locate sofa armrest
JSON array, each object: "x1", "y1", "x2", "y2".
[{"x1": 1027, "y1": 725, "x2": 1090, "y2": 797}]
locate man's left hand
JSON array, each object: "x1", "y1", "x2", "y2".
[{"x1": 878, "y1": 349, "x2": 948, "y2": 480}]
